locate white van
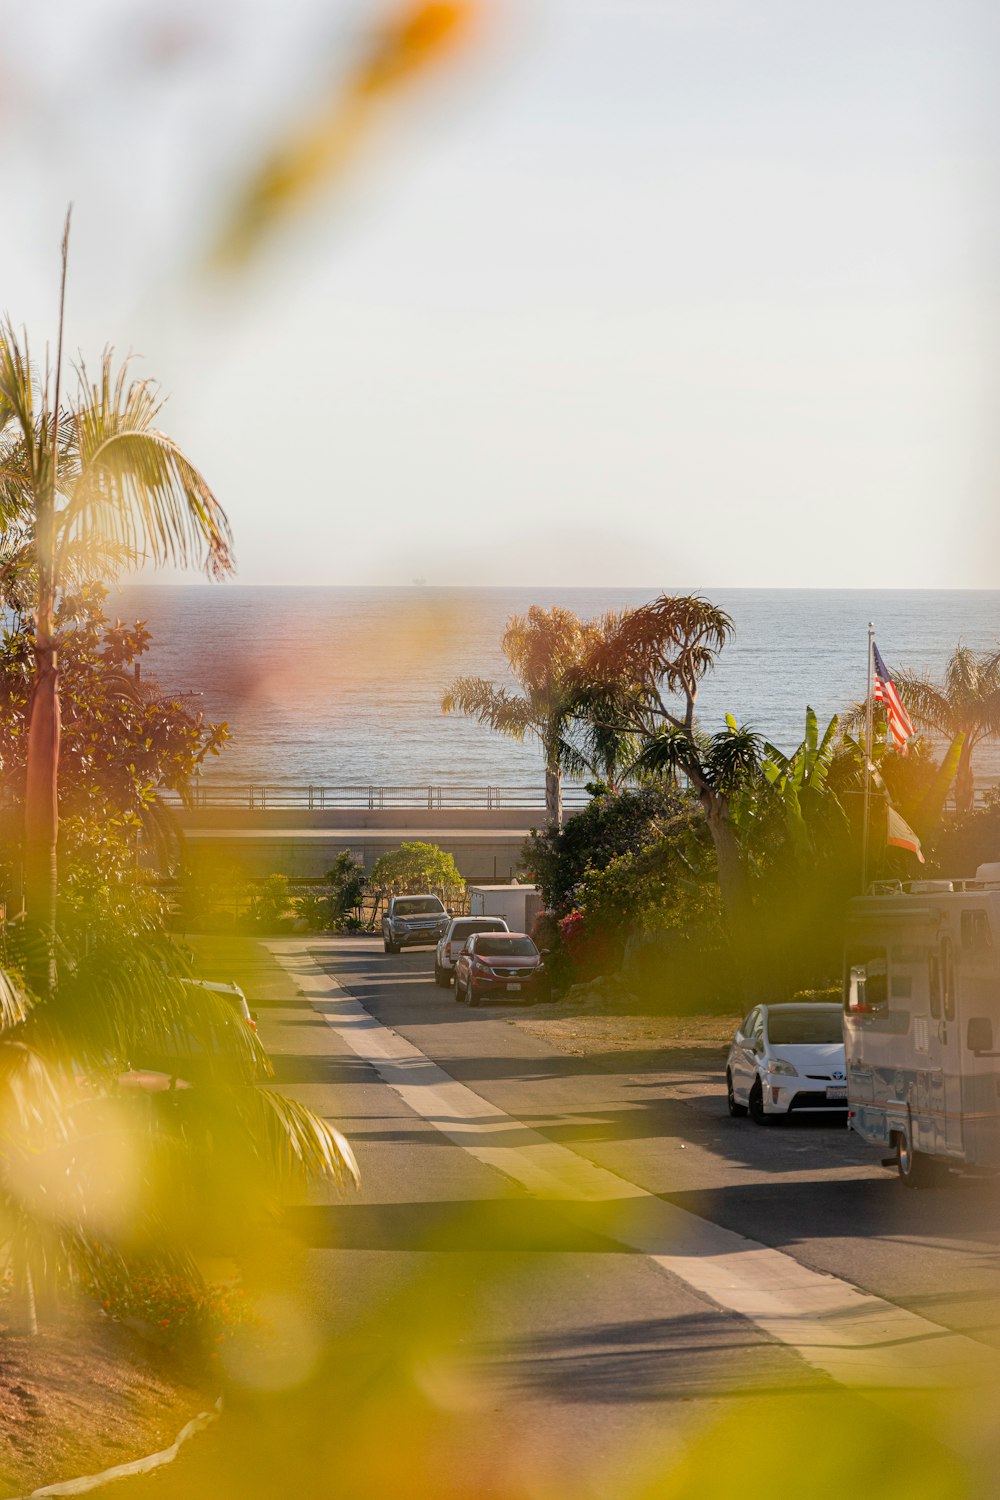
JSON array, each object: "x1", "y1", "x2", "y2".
[
  {"x1": 434, "y1": 916, "x2": 509, "y2": 987},
  {"x1": 844, "y1": 866, "x2": 1000, "y2": 1186}
]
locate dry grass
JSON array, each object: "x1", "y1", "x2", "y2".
[
  {"x1": 509, "y1": 1008, "x2": 740, "y2": 1061},
  {"x1": 0, "y1": 1298, "x2": 212, "y2": 1498}
]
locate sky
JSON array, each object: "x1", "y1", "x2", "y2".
[{"x1": 2, "y1": 0, "x2": 999, "y2": 589}]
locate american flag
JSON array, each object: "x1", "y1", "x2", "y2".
[{"x1": 872, "y1": 641, "x2": 915, "y2": 754}]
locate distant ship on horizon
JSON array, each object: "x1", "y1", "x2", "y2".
[{"x1": 412, "y1": 577, "x2": 427, "y2": 587}]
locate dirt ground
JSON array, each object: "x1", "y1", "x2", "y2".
[
  {"x1": 509, "y1": 996, "x2": 741, "y2": 1066},
  {"x1": 0, "y1": 1299, "x2": 212, "y2": 1498}
]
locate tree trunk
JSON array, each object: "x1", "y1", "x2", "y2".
[
  {"x1": 11, "y1": 1235, "x2": 38, "y2": 1336},
  {"x1": 545, "y1": 763, "x2": 563, "y2": 830},
  {"x1": 24, "y1": 634, "x2": 60, "y2": 998},
  {"x1": 701, "y1": 790, "x2": 752, "y2": 929},
  {"x1": 955, "y1": 737, "x2": 975, "y2": 818}
]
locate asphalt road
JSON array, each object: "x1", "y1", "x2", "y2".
[
  {"x1": 305, "y1": 938, "x2": 1000, "y2": 1351},
  {"x1": 125, "y1": 935, "x2": 1000, "y2": 1498}
]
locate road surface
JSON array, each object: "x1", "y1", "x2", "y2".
[{"x1": 125, "y1": 936, "x2": 1000, "y2": 1498}]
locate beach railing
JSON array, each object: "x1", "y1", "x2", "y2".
[{"x1": 164, "y1": 783, "x2": 595, "y2": 812}]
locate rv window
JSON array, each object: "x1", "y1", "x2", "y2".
[
  {"x1": 961, "y1": 910, "x2": 992, "y2": 952},
  {"x1": 942, "y1": 936, "x2": 956, "y2": 1022},
  {"x1": 844, "y1": 946, "x2": 888, "y2": 1013},
  {"x1": 928, "y1": 954, "x2": 941, "y2": 1020}
]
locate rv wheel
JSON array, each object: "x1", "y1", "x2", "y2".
[{"x1": 896, "y1": 1131, "x2": 938, "y2": 1189}]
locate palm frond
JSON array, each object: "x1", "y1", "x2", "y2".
[
  {"x1": 59, "y1": 352, "x2": 233, "y2": 579},
  {"x1": 630, "y1": 725, "x2": 703, "y2": 782},
  {"x1": 441, "y1": 677, "x2": 537, "y2": 740},
  {"x1": 240, "y1": 1087, "x2": 359, "y2": 1189},
  {"x1": 701, "y1": 722, "x2": 763, "y2": 794},
  {"x1": 0, "y1": 966, "x2": 32, "y2": 1032},
  {"x1": 892, "y1": 673, "x2": 956, "y2": 737},
  {"x1": 0, "y1": 324, "x2": 43, "y2": 471}
]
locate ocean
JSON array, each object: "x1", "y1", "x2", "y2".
[{"x1": 114, "y1": 586, "x2": 1000, "y2": 788}]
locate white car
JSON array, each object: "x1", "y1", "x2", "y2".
[
  {"x1": 725, "y1": 1002, "x2": 847, "y2": 1123},
  {"x1": 182, "y1": 978, "x2": 258, "y2": 1033},
  {"x1": 434, "y1": 916, "x2": 509, "y2": 987}
]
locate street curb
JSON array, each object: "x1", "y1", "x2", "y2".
[{"x1": 15, "y1": 1396, "x2": 222, "y2": 1499}]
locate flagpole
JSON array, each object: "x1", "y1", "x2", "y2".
[{"x1": 861, "y1": 621, "x2": 874, "y2": 890}]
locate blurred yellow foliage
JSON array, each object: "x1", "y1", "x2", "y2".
[{"x1": 213, "y1": 1, "x2": 480, "y2": 269}]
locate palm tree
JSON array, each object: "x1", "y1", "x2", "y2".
[
  {"x1": 893, "y1": 647, "x2": 1000, "y2": 817},
  {"x1": 569, "y1": 594, "x2": 760, "y2": 923},
  {"x1": 0, "y1": 935, "x2": 358, "y2": 1335},
  {"x1": 632, "y1": 717, "x2": 763, "y2": 925},
  {"x1": 442, "y1": 605, "x2": 600, "y2": 828},
  {"x1": 0, "y1": 325, "x2": 233, "y2": 993}
]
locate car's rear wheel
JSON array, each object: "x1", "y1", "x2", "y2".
[
  {"x1": 434, "y1": 965, "x2": 449, "y2": 987},
  {"x1": 727, "y1": 1072, "x2": 748, "y2": 1117},
  {"x1": 748, "y1": 1078, "x2": 769, "y2": 1125}
]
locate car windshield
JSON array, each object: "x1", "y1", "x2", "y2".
[
  {"x1": 767, "y1": 1009, "x2": 843, "y2": 1045},
  {"x1": 476, "y1": 937, "x2": 537, "y2": 958},
  {"x1": 452, "y1": 920, "x2": 506, "y2": 937},
  {"x1": 397, "y1": 898, "x2": 444, "y2": 915}
]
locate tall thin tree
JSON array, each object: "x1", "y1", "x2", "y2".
[{"x1": 0, "y1": 221, "x2": 233, "y2": 994}]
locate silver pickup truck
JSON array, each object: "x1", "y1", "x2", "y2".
[{"x1": 382, "y1": 894, "x2": 450, "y2": 953}]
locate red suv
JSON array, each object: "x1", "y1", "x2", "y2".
[{"x1": 454, "y1": 933, "x2": 547, "y2": 1006}]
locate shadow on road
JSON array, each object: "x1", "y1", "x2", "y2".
[
  {"x1": 476, "y1": 1309, "x2": 828, "y2": 1402},
  {"x1": 285, "y1": 1198, "x2": 635, "y2": 1254}
]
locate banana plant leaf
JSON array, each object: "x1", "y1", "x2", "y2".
[{"x1": 909, "y1": 731, "x2": 965, "y2": 838}]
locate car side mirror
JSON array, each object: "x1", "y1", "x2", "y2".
[
  {"x1": 251, "y1": 1010, "x2": 259, "y2": 1022},
  {"x1": 967, "y1": 1016, "x2": 1000, "y2": 1055}
]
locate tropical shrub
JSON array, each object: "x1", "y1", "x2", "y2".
[
  {"x1": 293, "y1": 889, "x2": 336, "y2": 931},
  {"x1": 928, "y1": 799, "x2": 1000, "y2": 877},
  {"x1": 98, "y1": 1270, "x2": 263, "y2": 1363},
  {"x1": 523, "y1": 784, "x2": 684, "y2": 913},
  {"x1": 327, "y1": 851, "x2": 367, "y2": 922},
  {"x1": 247, "y1": 874, "x2": 293, "y2": 931},
  {"x1": 371, "y1": 842, "x2": 463, "y2": 897}
]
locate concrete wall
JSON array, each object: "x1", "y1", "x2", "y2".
[
  {"x1": 179, "y1": 807, "x2": 556, "y2": 832},
  {"x1": 180, "y1": 827, "x2": 532, "y2": 883},
  {"x1": 175, "y1": 804, "x2": 570, "y2": 882}
]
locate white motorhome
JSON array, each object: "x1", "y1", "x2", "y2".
[{"x1": 844, "y1": 865, "x2": 1000, "y2": 1186}]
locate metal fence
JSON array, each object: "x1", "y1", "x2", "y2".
[{"x1": 163, "y1": 783, "x2": 595, "y2": 812}]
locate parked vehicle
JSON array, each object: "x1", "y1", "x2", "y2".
[
  {"x1": 453, "y1": 932, "x2": 547, "y2": 1006},
  {"x1": 382, "y1": 894, "x2": 450, "y2": 952},
  {"x1": 726, "y1": 1002, "x2": 847, "y2": 1124},
  {"x1": 467, "y1": 884, "x2": 542, "y2": 932},
  {"x1": 435, "y1": 916, "x2": 510, "y2": 986},
  {"x1": 183, "y1": 978, "x2": 258, "y2": 1033},
  {"x1": 136, "y1": 979, "x2": 265, "y2": 1083},
  {"x1": 845, "y1": 869, "x2": 1000, "y2": 1186}
]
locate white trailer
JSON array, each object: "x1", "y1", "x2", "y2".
[
  {"x1": 467, "y1": 884, "x2": 542, "y2": 934},
  {"x1": 844, "y1": 865, "x2": 1000, "y2": 1186}
]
